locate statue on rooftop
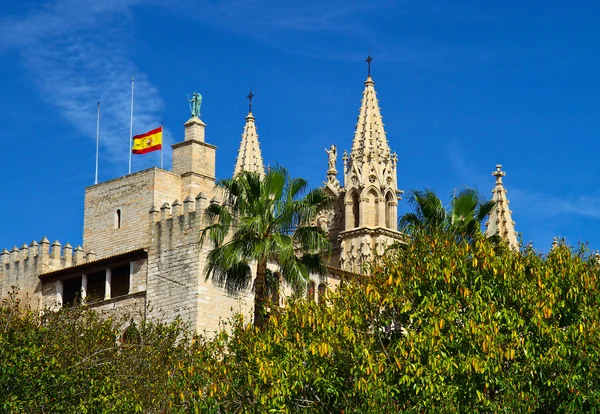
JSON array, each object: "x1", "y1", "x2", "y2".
[
  {"x1": 325, "y1": 144, "x2": 337, "y2": 172},
  {"x1": 188, "y1": 92, "x2": 202, "y2": 118}
]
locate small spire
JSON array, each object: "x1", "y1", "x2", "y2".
[
  {"x1": 365, "y1": 53, "x2": 373, "y2": 78},
  {"x1": 233, "y1": 93, "x2": 265, "y2": 179},
  {"x1": 485, "y1": 164, "x2": 518, "y2": 250}
]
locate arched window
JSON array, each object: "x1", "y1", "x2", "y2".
[
  {"x1": 385, "y1": 192, "x2": 395, "y2": 229},
  {"x1": 318, "y1": 283, "x2": 327, "y2": 303},
  {"x1": 365, "y1": 189, "x2": 379, "y2": 227},
  {"x1": 306, "y1": 281, "x2": 316, "y2": 302},
  {"x1": 122, "y1": 323, "x2": 141, "y2": 344},
  {"x1": 351, "y1": 191, "x2": 360, "y2": 228},
  {"x1": 115, "y1": 209, "x2": 122, "y2": 229}
]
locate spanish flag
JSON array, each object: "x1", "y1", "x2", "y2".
[{"x1": 132, "y1": 126, "x2": 162, "y2": 154}]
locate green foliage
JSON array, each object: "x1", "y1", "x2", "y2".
[
  {"x1": 400, "y1": 188, "x2": 495, "y2": 241},
  {"x1": 3, "y1": 235, "x2": 600, "y2": 412},
  {"x1": 0, "y1": 295, "x2": 205, "y2": 413}
]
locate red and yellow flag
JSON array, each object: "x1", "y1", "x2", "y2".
[{"x1": 132, "y1": 126, "x2": 162, "y2": 154}]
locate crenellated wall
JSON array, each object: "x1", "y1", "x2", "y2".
[
  {"x1": 146, "y1": 192, "x2": 254, "y2": 334},
  {"x1": 0, "y1": 237, "x2": 95, "y2": 307}
]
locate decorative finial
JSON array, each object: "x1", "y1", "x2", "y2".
[
  {"x1": 365, "y1": 53, "x2": 373, "y2": 78},
  {"x1": 492, "y1": 164, "x2": 506, "y2": 185},
  {"x1": 247, "y1": 89, "x2": 254, "y2": 114}
]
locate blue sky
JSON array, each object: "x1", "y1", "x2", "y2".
[{"x1": 1, "y1": 0, "x2": 599, "y2": 253}]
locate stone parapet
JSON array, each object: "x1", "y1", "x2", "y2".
[{"x1": 0, "y1": 237, "x2": 95, "y2": 306}]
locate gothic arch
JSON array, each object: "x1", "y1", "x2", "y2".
[
  {"x1": 363, "y1": 186, "x2": 381, "y2": 227},
  {"x1": 306, "y1": 281, "x2": 316, "y2": 302},
  {"x1": 385, "y1": 190, "x2": 396, "y2": 229}
]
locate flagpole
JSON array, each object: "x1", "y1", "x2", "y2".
[
  {"x1": 95, "y1": 101, "x2": 100, "y2": 184},
  {"x1": 160, "y1": 121, "x2": 164, "y2": 169},
  {"x1": 128, "y1": 76, "x2": 134, "y2": 175}
]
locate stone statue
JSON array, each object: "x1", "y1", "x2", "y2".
[
  {"x1": 360, "y1": 238, "x2": 372, "y2": 262},
  {"x1": 339, "y1": 247, "x2": 346, "y2": 270},
  {"x1": 188, "y1": 92, "x2": 203, "y2": 118},
  {"x1": 316, "y1": 208, "x2": 333, "y2": 233},
  {"x1": 375, "y1": 237, "x2": 386, "y2": 256},
  {"x1": 325, "y1": 145, "x2": 337, "y2": 171},
  {"x1": 349, "y1": 241, "x2": 357, "y2": 271}
]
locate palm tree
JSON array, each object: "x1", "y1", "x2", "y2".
[
  {"x1": 448, "y1": 188, "x2": 495, "y2": 239},
  {"x1": 399, "y1": 188, "x2": 495, "y2": 240},
  {"x1": 200, "y1": 166, "x2": 331, "y2": 329},
  {"x1": 398, "y1": 188, "x2": 446, "y2": 235}
]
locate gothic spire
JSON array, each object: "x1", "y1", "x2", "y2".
[
  {"x1": 485, "y1": 164, "x2": 518, "y2": 250},
  {"x1": 233, "y1": 92, "x2": 265, "y2": 178},
  {"x1": 346, "y1": 58, "x2": 393, "y2": 182}
]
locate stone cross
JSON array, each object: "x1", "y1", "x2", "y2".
[{"x1": 492, "y1": 164, "x2": 506, "y2": 185}]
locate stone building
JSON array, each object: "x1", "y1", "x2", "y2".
[{"x1": 0, "y1": 65, "x2": 517, "y2": 333}]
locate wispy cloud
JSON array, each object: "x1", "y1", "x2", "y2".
[
  {"x1": 170, "y1": 0, "x2": 545, "y2": 71},
  {"x1": 171, "y1": 0, "x2": 409, "y2": 61},
  {"x1": 511, "y1": 189, "x2": 600, "y2": 220},
  {"x1": 0, "y1": 0, "x2": 170, "y2": 173}
]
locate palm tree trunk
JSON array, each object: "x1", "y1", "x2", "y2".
[{"x1": 253, "y1": 259, "x2": 268, "y2": 329}]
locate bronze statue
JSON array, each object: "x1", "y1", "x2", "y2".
[{"x1": 188, "y1": 92, "x2": 202, "y2": 118}]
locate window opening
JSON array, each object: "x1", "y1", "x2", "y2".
[
  {"x1": 86, "y1": 270, "x2": 106, "y2": 302},
  {"x1": 110, "y1": 263, "x2": 130, "y2": 297},
  {"x1": 307, "y1": 281, "x2": 316, "y2": 302},
  {"x1": 318, "y1": 283, "x2": 327, "y2": 303},
  {"x1": 62, "y1": 276, "x2": 82, "y2": 307},
  {"x1": 351, "y1": 192, "x2": 360, "y2": 228},
  {"x1": 115, "y1": 209, "x2": 122, "y2": 229}
]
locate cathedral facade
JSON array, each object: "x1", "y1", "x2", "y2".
[{"x1": 0, "y1": 68, "x2": 516, "y2": 333}]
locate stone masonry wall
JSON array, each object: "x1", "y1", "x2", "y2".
[
  {"x1": 83, "y1": 168, "x2": 182, "y2": 257},
  {"x1": 147, "y1": 196, "x2": 253, "y2": 335}
]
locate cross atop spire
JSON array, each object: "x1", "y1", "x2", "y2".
[
  {"x1": 247, "y1": 89, "x2": 254, "y2": 114},
  {"x1": 365, "y1": 54, "x2": 373, "y2": 78},
  {"x1": 492, "y1": 164, "x2": 506, "y2": 185}
]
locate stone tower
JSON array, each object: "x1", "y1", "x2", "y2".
[
  {"x1": 171, "y1": 114, "x2": 217, "y2": 198},
  {"x1": 485, "y1": 164, "x2": 519, "y2": 250},
  {"x1": 327, "y1": 60, "x2": 405, "y2": 273}
]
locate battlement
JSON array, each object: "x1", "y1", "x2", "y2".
[
  {"x1": 151, "y1": 192, "x2": 210, "y2": 226},
  {"x1": 149, "y1": 191, "x2": 226, "y2": 252},
  {"x1": 1, "y1": 237, "x2": 96, "y2": 299}
]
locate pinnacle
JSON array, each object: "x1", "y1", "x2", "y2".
[
  {"x1": 233, "y1": 104, "x2": 265, "y2": 179},
  {"x1": 485, "y1": 164, "x2": 518, "y2": 250},
  {"x1": 348, "y1": 74, "x2": 392, "y2": 171}
]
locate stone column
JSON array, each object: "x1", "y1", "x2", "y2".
[
  {"x1": 56, "y1": 280, "x2": 63, "y2": 307},
  {"x1": 104, "y1": 268, "x2": 112, "y2": 300},
  {"x1": 345, "y1": 200, "x2": 353, "y2": 230},
  {"x1": 129, "y1": 262, "x2": 134, "y2": 294},
  {"x1": 81, "y1": 274, "x2": 87, "y2": 301}
]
